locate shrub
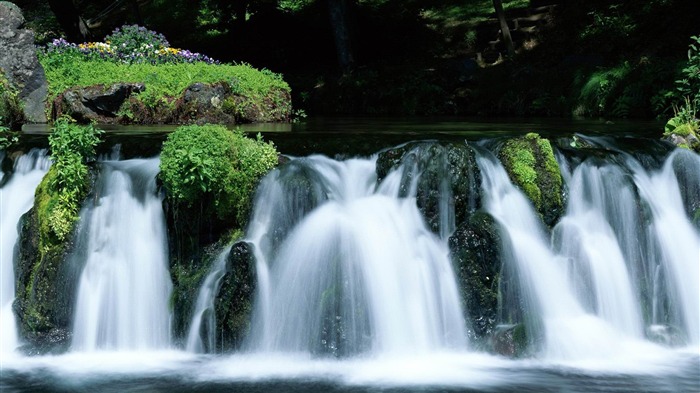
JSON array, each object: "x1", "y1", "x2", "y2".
[
  {"x1": 159, "y1": 124, "x2": 278, "y2": 224},
  {"x1": 40, "y1": 116, "x2": 103, "y2": 241}
]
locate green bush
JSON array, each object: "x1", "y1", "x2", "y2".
[{"x1": 159, "y1": 124, "x2": 278, "y2": 224}]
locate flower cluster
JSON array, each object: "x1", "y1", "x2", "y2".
[{"x1": 41, "y1": 26, "x2": 219, "y2": 65}]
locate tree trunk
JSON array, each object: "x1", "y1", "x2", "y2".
[
  {"x1": 327, "y1": 0, "x2": 355, "y2": 74},
  {"x1": 492, "y1": 0, "x2": 515, "y2": 58}
]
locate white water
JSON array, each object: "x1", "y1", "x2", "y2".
[
  {"x1": 185, "y1": 245, "x2": 232, "y2": 353},
  {"x1": 71, "y1": 158, "x2": 172, "y2": 351},
  {"x1": 0, "y1": 150, "x2": 50, "y2": 354},
  {"x1": 632, "y1": 149, "x2": 700, "y2": 345},
  {"x1": 554, "y1": 162, "x2": 643, "y2": 337},
  {"x1": 247, "y1": 155, "x2": 467, "y2": 356},
  {"x1": 478, "y1": 154, "x2": 628, "y2": 360}
]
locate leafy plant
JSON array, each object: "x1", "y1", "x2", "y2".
[
  {"x1": 40, "y1": 116, "x2": 103, "y2": 241},
  {"x1": 0, "y1": 117, "x2": 19, "y2": 149},
  {"x1": 159, "y1": 124, "x2": 278, "y2": 224},
  {"x1": 675, "y1": 36, "x2": 700, "y2": 106}
]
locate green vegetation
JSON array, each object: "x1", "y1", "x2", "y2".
[
  {"x1": 38, "y1": 117, "x2": 102, "y2": 243},
  {"x1": 159, "y1": 124, "x2": 278, "y2": 224},
  {"x1": 0, "y1": 117, "x2": 19, "y2": 149},
  {"x1": 498, "y1": 133, "x2": 563, "y2": 226},
  {"x1": 663, "y1": 37, "x2": 700, "y2": 151},
  {"x1": 0, "y1": 73, "x2": 22, "y2": 129},
  {"x1": 38, "y1": 26, "x2": 290, "y2": 123}
]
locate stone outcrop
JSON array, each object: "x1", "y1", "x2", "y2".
[
  {"x1": 53, "y1": 83, "x2": 145, "y2": 123},
  {"x1": 0, "y1": 2, "x2": 48, "y2": 123}
]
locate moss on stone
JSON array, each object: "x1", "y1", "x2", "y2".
[
  {"x1": 0, "y1": 72, "x2": 22, "y2": 128},
  {"x1": 498, "y1": 133, "x2": 564, "y2": 226}
]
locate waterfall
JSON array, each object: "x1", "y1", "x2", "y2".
[
  {"x1": 71, "y1": 157, "x2": 172, "y2": 351},
  {"x1": 632, "y1": 149, "x2": 700, "y2": 345},
  {"x1": 185, "y1": 245, "x2": 232, "y2": 353},
  {"x1": 478, "y1": 153, "x2": 625, "y2": 360},
  {"x1": 246, "y1": 155, "x2": 467, "y2": 356},
  {"x1": 0, "y1": 149, "x2": 50, "y2": 354},
  {"x1": 553, "y1": 161, "x2": 643, "y2": 338}
]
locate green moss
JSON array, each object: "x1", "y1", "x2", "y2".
[
  {"x1": 0, "y1": 73, "x2": 22, "y2": 128},
  {"x1": 499, "y1": 133, "x2": 563, "y2": 226}
]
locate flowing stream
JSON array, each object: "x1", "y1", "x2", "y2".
[
  {"x1": 0, "y1": 150, "x2": 50, "y2": 355},
  {"x1": 1, "y1": 135, "x2": 699, "y2": 392},
  {"x1": 245, "y1": 156, "x2": 467, "y2": 356},
  {"x1": 71, "y1": 157, "x2": 172, "y2": 351}
]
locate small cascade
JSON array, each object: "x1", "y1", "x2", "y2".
[
  {"x1": 185, "y1": 245, "x2": 232, "y2": 353},
  {"x1": 0, "y1": 150, "x2": 50, "y2": 354},
  {"x1": 247, "y1": 155, "x2": 467, "y2": 356},
  {"x1": 478, "y1": 153, "x2": 622, "y2": 360},
  {"x1": 632, "y1": 149, "x2": 700, "y2": 345},
  {"x1": 553, "y1": 161, "x2": 643, "y2": 337},
  {"x1": 71, "y1": 157, "x2": 172, "y2": 351}
]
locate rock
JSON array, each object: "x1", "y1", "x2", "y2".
[
  {"x1": 53, "y1": 83, "x2": 146, "y2": 123},
  {"x1": 376, "y1": 141, "x2": 481, "y2": 235},
  {"x1": 174, "y1": 82, "x2": 291, "y2": 124},
  {"x1": 215, "y1": 240, "x2": 256, "y2": 351},
  {"x1": 174, "y1": 82, "x2": 235, "y2": 125},
  {"x1": 498, "y1": 133, "x2": 564, "y2": 227},
  {"x1": 0, "y1": 2, "x2": 48, "y2": 123},
  {"x1": 13, "y1": 164, "x2": 96, "y2": 354},
  {"x1": 646, "y1": 324, "x2": 685, "y2": 347},
  {"x1": 14, "y1": 206, "x2": 75, "y2": 353},
  {"x1": 490, "y1": 324, "x2": 529, "y2": 358},
  {"x1": 448, "y1": 211, "x2": 501, "y2": 343}
]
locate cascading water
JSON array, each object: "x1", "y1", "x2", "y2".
[
  {"x1": 246, "y1": 155, "x2": 467, "y2": 356},
  {"x1": 553, "y1": 161, "x2": 643, "y2": 338},
  {"x1": 632, "y1": 149, "x2": 700, "y2": 345},
  {"x1": 71, "y1": 157, "x2": 172, "y2": 351},
  {"x1": 478, "y1": 153, "x2": 627, "y2": 360},
  {"x1": 185, "y1": 245, "x2": 232, "y2": 353},
  {"x1": 0, "y1": 149, "x2": 50, "y2": 354}
]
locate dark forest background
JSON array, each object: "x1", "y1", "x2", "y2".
[{"x1": 13, "y1": 0, "x2": 700, "y2": 118}]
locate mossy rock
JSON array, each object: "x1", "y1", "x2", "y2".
[
  {"x1": 215, "y1": 240, "x2": 257, "y2": 352},
  {"x1": 498, "y1": 133, "x2": 563, "y2": 227},
  {"x1": 448, "y1": 211, "x2": 501, "y2": 344},
  {"x1": 13, "y1": 163, "x2": 96, "y2": 353},
  {"x1": 170, "y1": 234, "x2": 237, "y2": 342},
  {"x1": 491, "y1": 323, "x2": 530, "y2": 358},
  {"x1": 0, "y1": 72, "x2": 23, "y2": 129},
  {"x1": 376, "y1": 141, "x2": 481, "y2": 234}
]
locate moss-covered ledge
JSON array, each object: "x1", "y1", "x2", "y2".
[{"x1": 498, "y1": 133, "x2": 564, "y2": 227}]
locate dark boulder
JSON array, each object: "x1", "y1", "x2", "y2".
[
  {"x1": 215, "y1": 240, "x2": 256, "y2": 352},
  {"x1": 53, "y1": 83, "x2": 145, "y2": 123},
  {"x1": 448, "y1": 211, "x2": 501, "y2": 344},
  {"x1": 0, "y1": 2, "x2": 48, "y2": 123}
]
